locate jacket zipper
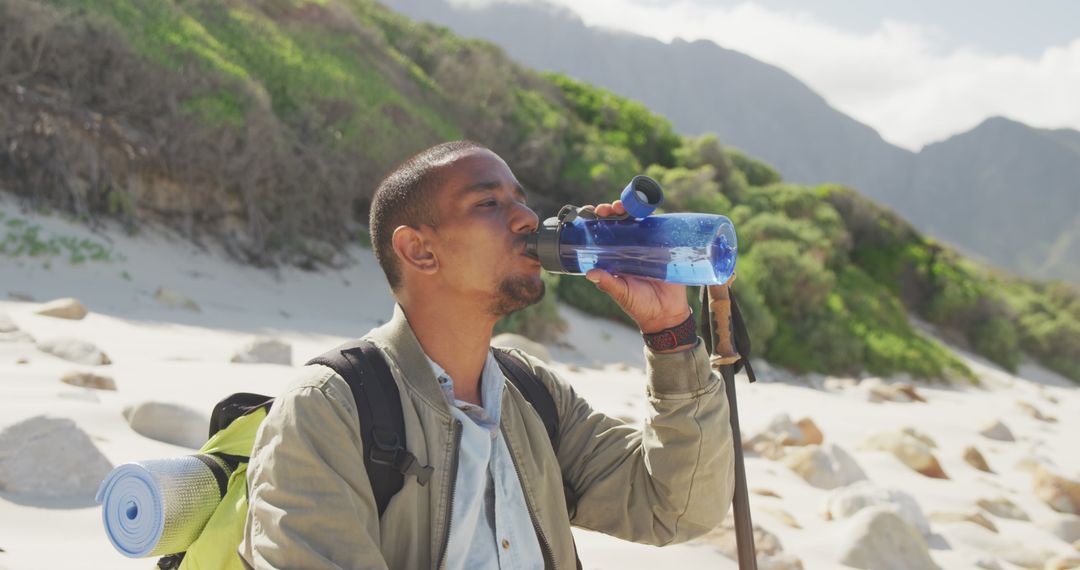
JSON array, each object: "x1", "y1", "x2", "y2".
[
  {"x1": 437, "y1": 420, "x2": 463, "y2": 570},
  {"x1": 502, "y1": 424, "x2": 557, "y2": 570}
]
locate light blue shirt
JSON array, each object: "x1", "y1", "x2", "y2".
[{"x1": 425, "y1": 349, "x2": 545, "y2": 570}]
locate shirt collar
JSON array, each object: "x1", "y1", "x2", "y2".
[{"x1": 424, "y1": 349, "x2": 505, "y2": 429}]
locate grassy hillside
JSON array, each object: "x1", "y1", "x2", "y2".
[{"x1": 1, "y1": 0, "x2": 1076, "y2": 383}]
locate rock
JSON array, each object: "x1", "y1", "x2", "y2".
[
  {"x1": 976, "y1": 497, "x2": 1030, "y2": 521},
  {"x1": 1017, "y1": 400, "x2": 1058, "y2": 423},
  {"x1": 697, "y1": 516, "x2": 802, "y2": 569},
  {"x1": 783, "y1": 443, "x2": 867, "y2": 489},
  {"x1": 979, "y1": 420, "x2": 1015, "y2": 442},
  {"x1": 938, "y1": 522, "x2": 1052, "y2": 568},
  {"x1": 0, "y1": 416, "x2": 113, "y2": 499},
  {"x1": 823, "y1": 481, "x2": 930, "y2": 536},
  {"x1": 8, "y1": 291, "x2": 34, "y2": 301},
  {"x1": 1034, "y1": 466, "x2": 1080, "y2": 515},
  {"x1": 972, "y1": 557, "x2": 1004, "y2": 570},
  {"x1": 824, "y1": 377, "x2": 856, "y2": 392},
  {"x1": 964, "y1": 446, "x2": 994, "y2": 473},
  {"x1": 795, "y1": 418, "x2": 824, "y2": 445},
  {"x1": 743, "y1": 432, "x2": 788, "y2": 460},
  {"x1": 892, "y1": 382, "x2": 927, "y2": 403},
  {"x1": 859, "y1": 430, "x2": 948, "y2": 479},
  {"x1": 761, "y1": 506, "x2": 801, "y2": 529},
  {"x1": 1046, "y1": 554, "x2": 1080, "y2": 570},
  {"x1": 491, "y1": 333, "x2": 552, "y2": 363},
  {"x1": 1039, "y1": 514, "x2": 1080, "y2": 543},
  {"x1": 60, "y1": 370, "x2": 117, "y2": 391},
  {"x1": 36, "y1": 337, "x2": 111, "y2": 365},
  {"x1": 153, "y1": 287, "x2": 201, "y2": 312},
  {"x1": 752, "y1": 488, "x2": 782, "y2": 498},
  {"x1": 0, "y1": 330, "x2": 34, "y2": 343},
  {"x1": 901, "y1": 427, "x2": 938, "y2": 448},
  {"x1": 928, "y1": 510, "x2": 998, "y2": 533},
  {"x1": 836, "y1": 506, "x2": 939, "y2": 570},
  {"x1": 123, "y1": 402, "x2": 209, "y2": 449},
  {"x1": 856, "y1": 377, "x2": 924, "y2": 403},
  {"x1": 744, "y1": 414, "x2": 823, "y2": 459},
  {"x1": 33, "y1": 297, "x2": 88, "y2": 320},
  {"x1": 230, "y1": 338, "x2": 292, "y2": 366},
  {"x1": 16, "y1": 357, "x2": 29, "y2": 364},
  {"x1": 0, "y1": 312, "x2": 17, "y2": 333}
]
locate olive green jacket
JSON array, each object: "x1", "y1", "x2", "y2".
[{"x1": 240, "y1": 305, "x2": 734, "y2": 569}]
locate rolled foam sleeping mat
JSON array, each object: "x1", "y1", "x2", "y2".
[{"x1": 96, "y1": 455, "x2": 232, "y2": 558}]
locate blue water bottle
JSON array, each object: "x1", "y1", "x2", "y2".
[{"x1": 524, "y1": 176, "x2": 737, "y2": 285}]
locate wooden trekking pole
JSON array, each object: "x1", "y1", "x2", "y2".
[{"x1": 701, "y1": 276, "x2": 757, "y2": 570}]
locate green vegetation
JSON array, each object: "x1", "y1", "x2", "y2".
[{"x1": 0, "y1": 211, "x2": 121, "y2": 264}]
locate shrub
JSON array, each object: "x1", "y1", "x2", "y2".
[
  {"x1": 644, "y1": 164, "x2": 732, "y2": 214},
  {"x1": 744, "y1": 240, "x2": 834, "y2": 319},
  {"x1": 725, "y1": 148, "x2": 781, "y2": 187}
]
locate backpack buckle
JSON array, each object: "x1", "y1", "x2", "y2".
[{"x1": 369, "y1": 429, "x2": 434, "y2": 486}]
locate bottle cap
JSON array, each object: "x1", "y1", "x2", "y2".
[{"x1": 620, "y1": 176, "x2": 664, "y2": 219}]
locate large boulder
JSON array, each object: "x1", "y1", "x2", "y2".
[
  {"x1": 1034, "y1": 466, "x2": 1080, "y2": 515},
  {"x1": 60, "y1": 370, "x2": 117, "y2": 391},
  {"x1": 0, "y1": 416, "x2": 113, "y2": 499},
  {"x1": 123, "y1": 402, "x2": 209, "y2": 449},
  {"x1": 823, "y1": 481, "x2": 930, "y2": 536},
  {"x1": 33, "y1": 297, "x2": 88, "y2": 320},
  {"x1": 36, "y1": 337, "x2": 111, "y2": 365},
  {"x1": 835, "y1": 506, "x2": 939, "y2": 570},
  {"x1": 979, "y1": 420, "x2": 1015, "y2": 442},
  {"x1": 859, "y1": 430, "x2": 948, "y2": 479},
  {"x1": 231, "y1": 338, "x2": 292, "y2": 366},
  {"x1": 491, "y1": 333, "x2": 552, "y2": 364},
  {"x1": 783, "y1": 443, "x2": 867, "y2": 489}
]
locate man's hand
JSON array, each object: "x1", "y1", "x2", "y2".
[{"x1": 584, "y1": 200, "x2": 692, "y2": 335}]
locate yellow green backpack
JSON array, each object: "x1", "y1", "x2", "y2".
[{"x1": 156, "y1": 340, "x2": 562, "y2": 570}]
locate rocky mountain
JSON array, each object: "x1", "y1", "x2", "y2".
[{"x1": 382, "y1": 0, "x2": 1080, "y2": 284}]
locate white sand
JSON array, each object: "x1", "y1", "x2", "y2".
[{"x1": 1, "y1": 201, "x2": 1078, "y2": 569}]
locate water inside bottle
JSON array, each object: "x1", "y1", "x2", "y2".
[{"x1": 574, "y1": 229, "x2": 736, "y2": 285}]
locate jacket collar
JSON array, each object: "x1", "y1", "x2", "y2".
[{"x1": 365, "y1": 304, "x2": 453, "y2": 417}]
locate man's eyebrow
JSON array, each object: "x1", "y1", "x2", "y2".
[{"x1": 460, "y1": 181, "x2": 528, "y2": 201}]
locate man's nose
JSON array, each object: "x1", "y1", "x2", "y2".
[{"x1": 511, "y1": 201, "x2": 540, "y2": 234}]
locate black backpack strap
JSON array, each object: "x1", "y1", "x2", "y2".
[
  {"x1": 493, "y1": 348, "x2": 559, "y2": 450},
  {"x1": 307, "y1": 340, "x2": 434, "y2": 517}
]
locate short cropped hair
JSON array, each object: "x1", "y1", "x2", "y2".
[{"x1": 369, "y1": 140, "x2": 488, "y2": 290}]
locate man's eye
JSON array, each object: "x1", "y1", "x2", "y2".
[{"x1": 479, "y1": 200, "x2": 497, "y2": 207}]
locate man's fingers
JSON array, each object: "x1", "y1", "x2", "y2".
[{"x1": 585, "y1": 269, "x2": 629, "y2": 303}]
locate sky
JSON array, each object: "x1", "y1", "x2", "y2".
[{"x1": 461, "y1": 0, "x2": 1080, "y2": 151}]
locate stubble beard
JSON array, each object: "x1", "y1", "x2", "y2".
[{"x1": 490, "y1": 274, "x2": 546, "y2": 318}]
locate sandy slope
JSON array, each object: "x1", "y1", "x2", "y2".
[{"x1": 1, "y1": 201, "x2": 1078, "y2": 570}]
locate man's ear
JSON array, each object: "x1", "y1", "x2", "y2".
[{"x1": 391, "y1": 225, "x2": 438, "y2": 275}]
